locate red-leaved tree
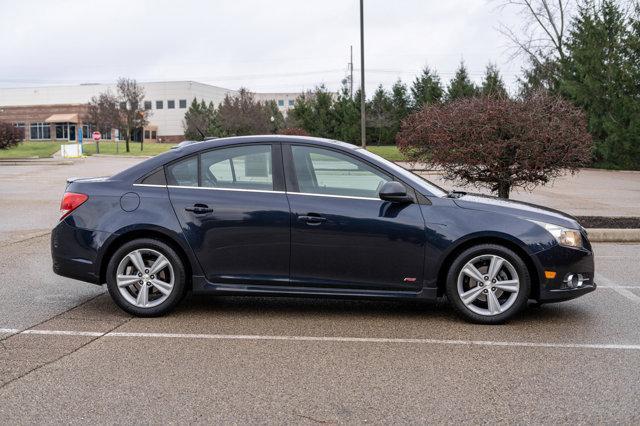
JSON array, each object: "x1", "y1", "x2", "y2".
[
  {"x1": 396, "y1": 93, "x2": 593, "y2": 198},
  {"x1": 277, "y1": 127, "x2": 310, "y2": 136},
  {"x1": 0, "y1": 122, "x2": 23, "y2": 150}
]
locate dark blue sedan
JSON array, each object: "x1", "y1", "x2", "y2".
[{"x1": 51, "y1": 136, "x2": 595, "y2": 323}]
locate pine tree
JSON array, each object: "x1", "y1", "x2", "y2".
[
  {"x1": 410, "y1": 66, "x2": 444, "y2": 109},
  {"x1": 446, "y1": 61, "x2": 479, "y2": 101},
  {"x1": 367, "y1": 85, "x2": 395, "y2": 145},
  {"x1": 390, "y1": 79, "x2": 411, "y2": 136},
  {"x1": 561, "y1": 0, "x2": 639, "y2": 168},
  {"x1": 332, "y1": 84, "x2": 360, "y2": 144},
  {"x1": 480, "y1": 63, "x2": 509, "y2": 99}
]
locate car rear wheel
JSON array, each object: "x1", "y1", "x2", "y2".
[
  {"x1": 106, "y1": 238, "x2": 186, "y2": 317},
  {"x1": 446, "y1": 244, "x2": 530, "y2": 324}
]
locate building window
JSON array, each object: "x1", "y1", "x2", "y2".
[
  {"x1": 156, "y1": 100, "x2": 163, "y2": 109},
  {"x1": 168, "y1": 100, "x2": 175, "y2": 109},
  {"x1": 288, "y1": 99, "x2": 295, "y2": 106},
  {"x1": 144, "y1": 130, "x2": 150, "y2": 139},
  {"x1": 179, "y1": 99, "x2": 187, "y2": 108},
  {"x1": 151, "y1": 131, "x2": 157, "y2": 139},
  {"x1": 119, "y1": 102, "x2": 127, "y2": 110},
  {"x1": 82, "y1": 124, "x2": 92, "y2": 139},
  {"x1": 30, "y1": 122, "x2": 50, "y2": 140},
  {"x1": 144, "y1": 101, "x2": 152, "y2": 110},
  {"x1": 277, "y1": 99, "x2": 284, "y2": 107},
  {"x1": 55, "y1": 124, "x2": 69, "y2": 140}
]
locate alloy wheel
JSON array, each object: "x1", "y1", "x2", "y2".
[
  {"x1": 116, "y1": 248, "x2": 175, "y2": 308},
  {"x1": 456, "y1": 254, "x2": 520, "y2": 316}
]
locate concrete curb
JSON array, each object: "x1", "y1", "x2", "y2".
[
  {"x1": 586, "y1": 228, "x2": 640, "y2": 243},
  {"x1": 91, "y1": 154, "x2": 153, "y2": 159}
]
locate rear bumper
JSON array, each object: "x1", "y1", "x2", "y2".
[
  {"x1": 51, "y1": 220, "x2": 111, "y2": 285},
  {"x1": 534, "y1": 244, "x2": 596, "y2": 303}
]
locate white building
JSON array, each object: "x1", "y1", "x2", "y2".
[{"x1": 0, "y1": 81, "x2": 301, "y2": 142}]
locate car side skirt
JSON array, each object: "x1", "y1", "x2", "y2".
[{"x1": 191, "y1": 276, "x2": 439, "y2": 301}]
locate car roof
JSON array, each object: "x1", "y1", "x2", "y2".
[
  {"x1": 173, "y1": 135, "x2": 358, "y2": 154},
  {"x1": 112, "y1": 135, "x2": 359, "y2": 181}
]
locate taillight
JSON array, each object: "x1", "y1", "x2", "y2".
[{"x1": 60, "y1": 192, "x2": 88, "y2": 220}]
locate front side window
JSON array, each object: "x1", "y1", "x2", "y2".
[
  {"x1": 291, "y1": 146, "x2": 390, "y2": 199},
  {"x1": 200, "y1": 145, "x2": 273, "y2": 191},
  {"x1": 179, "y1": 99, "x2": 187, "y2": 108},
  {"x1": 165, "y1": 156, "x2": 198, "y2": 187},
  {"x1": 156, "y1": 100, "x2": 163, "y2": 109},
  {"x1": 168, "y1": 100, "x2": 175, "y2": 109}
]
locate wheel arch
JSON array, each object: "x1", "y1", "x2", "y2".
[
  {"x1": 99, "y1": 226, "x2": 195, "y2": 290},
  {"x1": 435, "y1": 234, "x2": 541, "y2": 299}
]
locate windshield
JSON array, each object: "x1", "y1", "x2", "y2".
[{"x1": 357, "y1": 148, "x2": 448, "y2": 197}]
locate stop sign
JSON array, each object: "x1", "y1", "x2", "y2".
[{"x1": 92, "y1": 131, "x2": 102, "y2": 141}]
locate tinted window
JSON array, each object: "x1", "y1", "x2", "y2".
[
  {"x1": 291, "y1": 146, "x2": 389, "y2": 198},
  {"x1": 200, "y1": 145, "x2": 273, "y2": 191},
  {"x1": 141, "y1": 168, "x2": 166, "y2": 185},
  {"x1": 165, "y1": 156, "x2": 198, "y2": 187}
]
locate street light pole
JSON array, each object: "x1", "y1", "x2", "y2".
[{"x1": 359, "y1": 0, "x2": 366, "y2": 148}]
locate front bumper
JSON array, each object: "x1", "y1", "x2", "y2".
[
  {"x1": 534, "y1": 243, "x2": 596, "y2": 303},
  {"x1": 51, "y1": 219, "x2": 111, "y2": 285}
]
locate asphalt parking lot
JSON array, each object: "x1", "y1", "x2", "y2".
[{"x1": 1, "y1": 157, "x2": 639, "y2": 423}]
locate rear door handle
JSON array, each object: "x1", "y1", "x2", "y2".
[
  {"x1": 185, "y1": 204, "x2": 213, "y2": 214},
  {"x1": 298, "y1": 213, "x2": 326, "y2": 225}
]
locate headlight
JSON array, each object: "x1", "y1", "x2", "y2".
[{"x1": 531, "y1": 221, "x2": 583, "y2": 248}]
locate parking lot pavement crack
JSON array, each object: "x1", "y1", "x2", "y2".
[
  {"x1": 0, "y1": 231, "x2": 51, "y2": 248},
  {"x1": 0, "y1": 314, "x2": 134, "y2": 391}
]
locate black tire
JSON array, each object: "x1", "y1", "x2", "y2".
[
  {"x1": 445, "y1": 244, "x2": 531, "y2": 324},
  {"x1": 106, "y1": 238, "x2": 186, "y2": 317}
]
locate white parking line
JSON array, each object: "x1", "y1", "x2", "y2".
[
  {"x1": 596, "y1": 274, "x2": 640, "y2": 305},
  {"x1": 2, "y1": 328, "x2": 640, "y2": 351}
]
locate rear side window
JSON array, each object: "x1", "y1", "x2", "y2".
[
  {"x1": 141, "y1": 168, "x2": 166, "y2": 185},
  {"x1": 200, "y1": 145, "x2": 273, "y2": 191},
  {"x1": 166, "y1": 156, "x2": 198, "y2": 187}
]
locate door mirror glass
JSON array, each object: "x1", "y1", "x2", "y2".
[{"x1": 378, "y1": 181, "x2": 413, "y2": 203}]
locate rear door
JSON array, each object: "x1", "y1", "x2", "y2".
[
  {"x1": 166, "y1": 143, "x2": 291, "y2": 286},
  {"x1": 284, "y1": 144, "x2": 427, "y2": 291}
]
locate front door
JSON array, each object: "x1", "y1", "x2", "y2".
[
  {"x1": 285, "y1": 144, "x2": 426, "y2": 291},
  {"x1": 167, "y1": 144, "x2": 290, "y2": 286}
]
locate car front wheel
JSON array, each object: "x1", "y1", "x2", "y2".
[
  {"x1": 106, "y1": 238, "x2": 186, "y2": 317},
  {"x1": 446, "y1": 244, "x2": 531, "y2": 324}
]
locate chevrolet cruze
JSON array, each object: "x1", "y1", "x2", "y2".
[{"x1": 51, "y1": 136, "x2": 596, "y2": 323}]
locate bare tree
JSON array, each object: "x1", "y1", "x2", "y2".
[
  {"x1": 396, "y1": 93, "x2": 593, "y2": 198},
  {"x1": 88, "y1": 91, "x2": 121, "y2": 153},
  {"x1": 116, "y1": 78, "x2": 150, "y2": 152},
  {"x1": 497, "y1": 0, "x2": 573, "y2": 65}
]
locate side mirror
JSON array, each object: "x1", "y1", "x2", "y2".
[{"x1": 378, "y1": 181, "x2": 413, "y2": 203}]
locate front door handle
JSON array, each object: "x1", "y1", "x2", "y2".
[
  {"x1": 298, "y1": 213, "x2": 327, "y2": 225},
  {"x1": 185, "y1": 204, "x2": 213, "y2": 215}
]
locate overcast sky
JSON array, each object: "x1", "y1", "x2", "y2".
[{"x1": 0, "y1": 0, "x2": 526, "y2": 95}]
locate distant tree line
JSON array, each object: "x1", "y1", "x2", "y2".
[
  {"x1": 183, "y1": 89, "x2": 284, "y2": 140},
  {"x1": 287, "y1": 61, "x2": 508, "y2": 147}
]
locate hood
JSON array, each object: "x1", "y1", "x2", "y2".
[{"x1": 453, "y1": 193, "x2": 581, "y2": 229}]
